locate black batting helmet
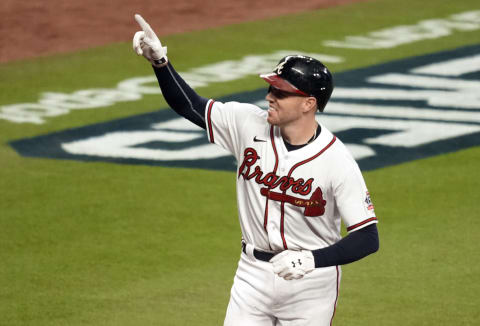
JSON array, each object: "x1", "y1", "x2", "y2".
[{"x1": 260, "y1": 55, "x2": 334, "y2": 112}]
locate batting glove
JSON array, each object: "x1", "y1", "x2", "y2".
[
  {"x1": 133, "y1": 14, "x2": 168, "y2": 67},
  {"x1": 270, "y1": 250, "x2": 315, "y2": 280}
]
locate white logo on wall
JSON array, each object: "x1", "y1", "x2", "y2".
[
  {"x1": 61, "y1": 50, "x2": 480, "y2": 163},
  {"x1": 62, "y1": 119, "x2": 230, "y2": 161},
  {"x1": 9, "y1": 45, "x2": 480, "y2": 171},
  {"x1": 0, "y1": 51, "x2": 342, "y2": 125},
  {"x1": 323, "y1": 10, "x2": 480, "y2": 49}
]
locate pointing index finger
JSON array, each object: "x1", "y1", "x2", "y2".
[{"x1": 135, "y1": 14, "x2": 155, "y2": 38}]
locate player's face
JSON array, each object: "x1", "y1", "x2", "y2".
[{"x1": 265, "y1": 86, "x2": 310, "y2": 126}]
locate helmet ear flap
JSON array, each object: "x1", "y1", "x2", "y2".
[{"x1": 316, "y1": 90, "x2": 332, "y2": 112}]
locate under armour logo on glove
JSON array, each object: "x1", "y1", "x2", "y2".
[
  {"x1": 291, "y1": 259, "x2": 302, "y2": 268},
  {"x1": 270, "y1": 250, "x2": 315, "y2": 280}
]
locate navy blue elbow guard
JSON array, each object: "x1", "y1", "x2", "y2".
[{"x1": 312, "y1": 224, "x2": 379, "y2": 268}]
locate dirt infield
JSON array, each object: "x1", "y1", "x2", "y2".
[{"x1": 0, "y1": 0, "x2": 368, "y2": 63}]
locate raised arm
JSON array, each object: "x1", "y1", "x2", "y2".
[{"x1": 133, "y1": 14, "x2": 208, "y2": 129}]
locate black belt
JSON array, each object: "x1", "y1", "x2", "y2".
[{"x1": 242, "y1": 242, "x2": 275, "y2": 262}]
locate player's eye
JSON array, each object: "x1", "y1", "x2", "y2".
[{"x1": 268, "y1": 86, "x2": 292, "y2": 99}]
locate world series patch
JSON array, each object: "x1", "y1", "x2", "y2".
[{"x1": 365, "y1": 192, "x2": 375, "y2": 211}]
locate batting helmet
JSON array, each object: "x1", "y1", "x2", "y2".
[{"x1": 260, "y1": 55, "x2": 334, "y2": 112}]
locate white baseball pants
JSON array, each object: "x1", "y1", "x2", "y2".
[{"x1": 224, "y1": 251, "x2": 341, "y2": 326}]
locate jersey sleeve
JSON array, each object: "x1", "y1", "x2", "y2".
[
  {"x1": 205, "y1": 99, "x2": 266, "y2": 158},
  {"x1": 334, "y1": 163, "x2": 378, "y2": 233}
]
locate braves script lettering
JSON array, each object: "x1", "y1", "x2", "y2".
[{"x1": 238, "y1": 148, "x2": 313, "y2": 196}]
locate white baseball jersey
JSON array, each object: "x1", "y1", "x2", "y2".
[{"x1": 205, "y1": 99, "x2": 377, "y2": 253}]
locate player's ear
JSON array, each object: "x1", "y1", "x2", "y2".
[{"x1": 303, "y1": 97, "x2": 317, "y2": 113}]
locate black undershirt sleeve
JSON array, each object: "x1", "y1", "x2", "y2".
[
  {"x1": 153, "y1": 62, "x2": 209, "y2": 129},
  {"x1": 312, "y1": 224, "x2": 379, "y2": 268}
]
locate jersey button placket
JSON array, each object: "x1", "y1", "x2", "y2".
[
  {"x1": 267, "y1": 223, "x2": 282, "y2": 251},
  {"x1": 280, "y1": 160, "x2": 291, "y2": 250}
]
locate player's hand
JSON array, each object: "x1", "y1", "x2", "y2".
[
  {"x1": 270, "y1": 250, "x2": 315, "y2": 280},
  {"x1": 133, "y1": 14, "x2": 168, "y2": 67}
]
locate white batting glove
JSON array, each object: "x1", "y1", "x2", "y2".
[
  {"x1": 133, "y1": 14, "x2": 168, "y2": 67},
  {"x1": 270, "y1": 250, "x2": 315, "y2": 280}
]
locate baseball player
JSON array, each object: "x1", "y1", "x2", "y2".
[{"x1": 133, "y1": 14, "x2": 379, "y2": 326}]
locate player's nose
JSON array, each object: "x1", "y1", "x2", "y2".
[{"x1": 266, "y1": 91, "x2": 275, "y2": 102}]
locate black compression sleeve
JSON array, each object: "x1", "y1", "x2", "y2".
[
  {"x1": 312, "y1": 224, "x2": 379, "y2": 268},
  {"x1": 153, "y1": 62, "x2": 209, "y2": 129}
]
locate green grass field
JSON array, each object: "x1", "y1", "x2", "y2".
[{"x1": 1, "y1": 0, "x2": 479, "y2": 325}]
